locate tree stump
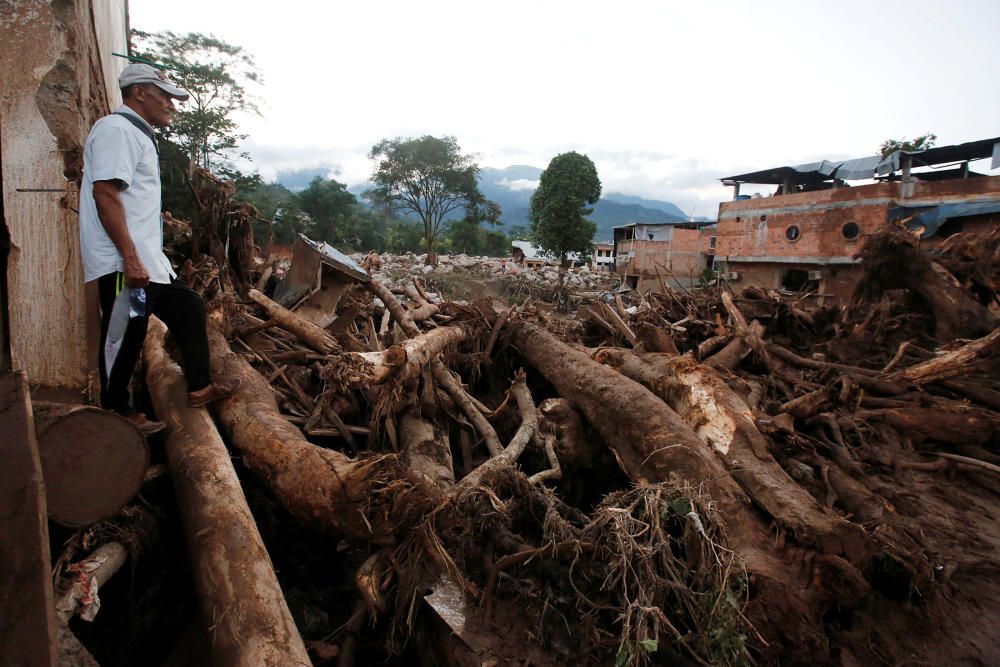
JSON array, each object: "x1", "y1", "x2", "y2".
[{"x1": 33, "y1": 403, "x2": 149, "y2": 527}]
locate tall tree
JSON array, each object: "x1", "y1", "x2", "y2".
[
  {"x1": 529, "y1": 151, "x2": 602, "y2": 268},
  {"x1": 879, "y1": 133, "x2": 937, "y2": 159},
  {"x1": 366, "y1": 135, "x2": 495, "y2": 264},
  {"x1": 131, "y1": 30, "x2": 261, "y2": 178},
  {"x1": 297, "y1": 176, "x2": 359, "y2": 244}
]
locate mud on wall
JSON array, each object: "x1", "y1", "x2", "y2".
[{"x1": 0, "y1": 0, "x2": 127, "y2": 386}]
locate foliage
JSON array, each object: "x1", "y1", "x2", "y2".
[
  {"x1": 236, "y1": 180, "x2": 303, "y2": 248},
  {"x1": 442, "y1": 217, "x2": 510, "y2": 257},
  {"x1": 158, "y1": 135, "x2": 195, "y2": 219},
  {"x1": 529, "y1": 151, "x2": 602, "y2": 266},
  {"x1": 879, "y1": 133, "x2": 937, "y2": 159},
  {"x1": 366, "y1": 135, "x2": 497, "y2": 262},
  {"x1": 298, "y1": 177, "x2": 359, "y2": 244},
  {"x1": 131, "y1": 30, "x2": 261, "y2": 177}
]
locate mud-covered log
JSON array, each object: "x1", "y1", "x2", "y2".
[
  {"x1": 704, "y1": 321, "x2": 764, "y2": 370},
  {"x1": 145, "y1": 319, "x2": 311, "y2": 666},
  {"x1": 32, "y1": 402, "x2": 149, "y2": 527},
  {"x1": 248, "y1": 288, "x2": 339, "y2": 354},
  {"x1": 889, "y1": 326, "x2": 1000, "y2": 385},
  {"x1": 350, "y1": 325, "x2": 470, "y2": 386},
  {"x1": 854, "y1": 229, "x2": 999, "y2": 340},
  {"x1": 856, "y1": 406, "x2": 997, "y2": 446},
  {"x1": 205, "y1": 312, "x2": 413, "y2": 542},
  {"x1": 634, "y1": 321, "x2": 678, "y2": 354},
  {"x1": 510, "y1": 320, "x2": 870, "y2": 662},
  {"x1": 595, "y1": 349, "x2": 869, "y2": 560},
  {"x1": 365, "y1": 280, "x2": 421, "y2": 338},
  {"x1": 539, "y1": 398, "x2": 590, "y2": 469},
  {"x1": 399, "y1": 410, "x2": 454, "y2": 492}
]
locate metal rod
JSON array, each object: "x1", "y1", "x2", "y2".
[{"x1": 112, "y1": 52, "x2": 186, "y2": 73}]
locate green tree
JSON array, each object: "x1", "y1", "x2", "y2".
[
  {"x1": 237, "y1": 180, "x2": 303, "y2": 249},
  {"x1": 879, "y1": 133, "x2": 937, "y2": 159},
  {"x1": 529, "y1": 151, "x2": 602, "y2": 268},
  {"x1": 366, "y1": 135, "x2": 496, "y2": 264},
  {"x1": 131, "y1": 30, "x2": 261, "y2": 178},
  {"x1": 298, "y1": 176, "x2": 359, "y2": 245}
]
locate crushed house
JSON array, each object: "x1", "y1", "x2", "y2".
[
  {"x1": 612, "y1": 221, "x2": 716, "y2": 291},
  {"x1": 715, "y1": 136, "x2": 1000, "y2": 305}
]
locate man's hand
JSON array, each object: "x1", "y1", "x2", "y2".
[{"x1": 123, "y1": 252, "x2": 149, "y2": 288}]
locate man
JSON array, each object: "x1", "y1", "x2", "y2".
[{"x1": 79, "y1": 63, "x2": 239, "y2": 434}]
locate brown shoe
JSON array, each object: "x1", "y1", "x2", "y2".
[
  {"x1": 187, "y1": 377, "x2": 242, "y2": 408},
  {"x1": 125, "y1": 412, "x2": 167, "y2": 436}
]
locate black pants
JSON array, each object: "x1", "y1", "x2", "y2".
[{"x1": 98, "y1": 273, "x2": 211, "y2": 414}]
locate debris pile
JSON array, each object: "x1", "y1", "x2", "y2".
[
  {"x1": 58, "y1": 194, "x2": 1000, "y2": 666},
  {"x1": 355, "y1": 250, "x2": 612, "y2": 293}
]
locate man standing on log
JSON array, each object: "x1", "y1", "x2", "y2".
[{"x1": 79, "y1": 63, "x2": 239, "y2": 434}]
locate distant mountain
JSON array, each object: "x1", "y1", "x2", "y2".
[
  {"x1": 602, "y1": 193, "x2": 688, "y2": 220},
  {"x1": 278, "y1": 164, "x2": 689, "y2": 240}
]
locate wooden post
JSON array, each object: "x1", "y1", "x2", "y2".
[{"x1": 0, "y1": 372, "x2": 59, "y2": 666}]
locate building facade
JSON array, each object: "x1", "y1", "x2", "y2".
[
  {"x1": 716, "y1": 138, "x2": 1000, "y2": 305},
  {"x1": 612, "y1": 222, "x2": 716, "y2": 291}
]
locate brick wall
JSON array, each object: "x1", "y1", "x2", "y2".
[{"x1": 715, "y1": 175, "x2": 1000, "y2": 305}]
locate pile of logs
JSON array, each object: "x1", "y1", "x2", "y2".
[{"x1": 118, "y1": 218, "x2": 1000, "y2": 665}]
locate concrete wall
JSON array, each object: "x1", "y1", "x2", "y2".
[{"x1": 0, "y1": 0, "x2": 127, "y2": 387}]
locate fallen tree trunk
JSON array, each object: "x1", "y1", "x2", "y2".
[
  {"x1": 348, "y1": 325, "x2": 470, "y2": 386},
  {"x1": 400, "y1": 409, "x2": 454, "y2": 493},
  {"x1": 704, "y1": 320, "x2": 765, "y2": 371},
  {"x1": 889, "y1": 326, "x2": 1000, "y2": 385},
  {"x1": 33, "y1": 402, "x2": 149, "y2": 527},
  {"x1": 145, "y1": 319, "x2": 311, "y2": 666},
  {"x1": 509, "y1": 320, "x2": 869, "y2": 662},
  {"x1": 205, "y1": 312, "x2": 419, "y2": 543},
  {"x1": 594, "y1": 349, "x2": 870, "y2": 559},
  {"x1": 855, "y1": 406, "x2": 997, "y2": 446},
  {"x1": 248, "y1": 288, "x2": 339, "y2": 354}
]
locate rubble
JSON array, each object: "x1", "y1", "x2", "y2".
[{"x1": 350, "y1": 250, "x2": 612, "y2": 294}]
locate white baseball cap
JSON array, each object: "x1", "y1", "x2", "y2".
[{"x1": 118, "y1": 63, "x2": 190, "y2": 101}]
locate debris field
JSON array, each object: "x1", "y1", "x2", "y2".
[{"x1": 54, "y1": 174, "x2": 1000, "y2": 666}]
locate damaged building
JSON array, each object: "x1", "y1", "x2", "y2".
[
  {"x1": 612, "y1": 220, "x2": 716, "y2": 291},
  {"x1": 715, "y1": 136, "x2": 1000, "y2": 304}
]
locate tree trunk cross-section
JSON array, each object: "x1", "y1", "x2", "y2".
[{"x1": 33, "y1": 402, "x2": 149, "y2": 527}]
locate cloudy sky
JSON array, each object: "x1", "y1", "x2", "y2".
[{"x1": 131, "y1": 0, "x2": 1000, "y2": 216}]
